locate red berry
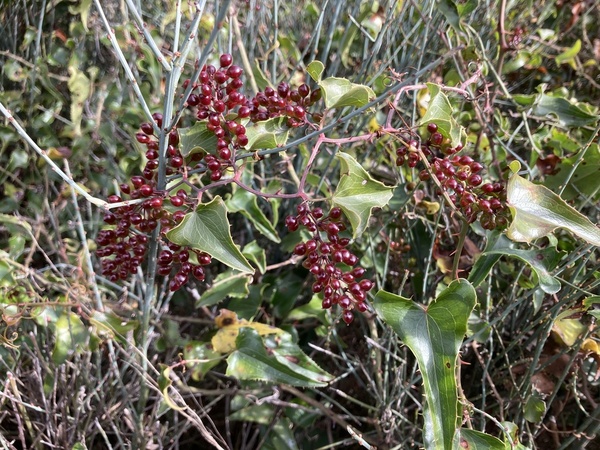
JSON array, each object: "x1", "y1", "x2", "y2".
[
  {"x1": 139, "y1": 185, "x2": 153, "y2": 197},
  {"x1": 219, "y1": 53, "x2": 233, "y2": 67},
  {"x1": 342, "y1": 310, "x2": 354, "y2": 324},
  {"x1": 427, "y1": 123, "x2": 438, "y2": 133},
  {"x1": 227, "y1": 65, "x2": 243, "y2": 79},
  {"x1": 141, "y1": 123, "x2": 154, "y2": 135}
]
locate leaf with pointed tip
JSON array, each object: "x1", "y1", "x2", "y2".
[
  {"x1": 226, "y1": 328, "x2": 332, "y2": 387},
  {"x1": 506, "y1": 168, "x2": 600, "y2": 246},
  {"x1": 332, "y1": 152, "x2": 394, "y2": 239},
  {"x1": 179, "y1": 121, "x2": 218, "y2": 157},
  {"x1": 244, "y1": 117, "x2": 290, "y2": 150},
  {"x1": 374, "y1": 279, "x2": 477, "y2": 450},
  {"x1": 420, "y1": 83, "x2": 465, "y2": 148},
  {"x1": 166, "y1": 196, "x2": 254, "y2": 273},
  {"x1": 197, "y1": 269, "x2": 251, "y2": 307},
  {"x1": 319, "y1": 77, "x2": 375, "y2": 109},
  {"x1": 454, "y1": 429, "x2": 505, "y2": 450},
  {"x1": 306, "y1": 60, "x2": 324, "y2": 82}
]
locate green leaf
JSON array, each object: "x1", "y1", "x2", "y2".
[
  {"x1": 555, "y1": 39, "x2": 581, "y2": 66},
  {"x1": 67, "y1": 66, "x2": 90, "y2": 136},
  {"x1": 166, "y1": 196, "x2": 254, "y2": 273},
  {"x1": 318, "y1": 77, "x2": 375, "y2": 109},
  {"x1": 226, "y1": 176, "x2": 281, "y2": 243},
  {"x1": 545, "y1": 144, "x2": 600, "y2": 201},
  {"x1": 198, "y1": 269, "x2": 251, "y2": 307},
  {"x1": 533, "y1": 94, "x2": 598, "y2": 127},
  {"x1": 89, "y1": 310, "x2": 139, "y2": 342},
  {"x1": 179, "y1": 121, "x2": 218, "y2": 157},
  {"x1": 242, "y1": 241, "x2": 267, "y2": 274},
  {"x1": 438, "y1": 0, "x2": 460, "y2": 31},
  {"x1": 470, "y1": 233, "x2": 563, "y2": 294},
  {"x1": 306, "y1": 60, "x2": 324, "y2": 82},
  {"x1": 420, "y1": 83, "x2": 465, "y2": 148},
  {"x1": 245, "y1": 117, "x2": 290, "y2": 150},
  {"x1": 226, "y1": 328, "x2": 333, "y2": 387},
  {"x1": 332, "y1": 152, "x2": 395, "y2": 239},
  {"x1": 374, "y1": 279, "x2": 477, "y2": 450},
  {"x1": 524, "y1": 393, "x2": 546, "y2": 423},
  {"x1": 52, "y1": 312, "x2": 90, "y2": 364},
  {"x1": 454, "y1": 429, "x2": 505, "y2": 450},
  {"x1": 506, "y1": 168, "x2": 600, "y2": 246},
  {"x1": 184, "y1": 340, "x2": 223, "y2": 380}
]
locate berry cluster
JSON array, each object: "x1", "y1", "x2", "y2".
[
  {"x1": 157, "y1": 243, "x2": 212, "y2": 291},
  {"x1": 136, "y1": 112, "x2": 185, "y2": 179},
  {"x1": 286, "y1": 203, "x2": 373, "y2": 324},
  {"x1": 184, "y1": 54, "x2": 249, "y2": 181},
  {"x1": 395, "y1": 123, "x2": 509, "y2": 229},
  {"x1": 248, "y1": 82, "x2": 322, "y2": 127}
]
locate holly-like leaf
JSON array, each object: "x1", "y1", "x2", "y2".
[
  {"x1": 332, "y1": 152, "x2": 394, "y2": 239},
  {"x1": 183, "y1": 341, "x2": 223, "y2": 381},
  {"x1": 420, "y1": 83, "x2": 465, "y2": 148},
  {"x1": 374, "y1": 279, "x2": 477, "y2": 450},
  {"x1": 166, "y1": 196, "x2": 254, "y2": 273},
  {"x1": 244, "y1": 116, "x2": 290, "y2": 150},
  {"x1": 179, "y1": 121, "x2": 218, "y2": 157},
  {"x1": 506, "y1": 163, "x2": 600, "y2": 246},
  {"x1": 226, "y1": 328, "x2": 333, "y2": 387},
  {"x1": 197, "y1": 269, "x2": 251, "y2": 307}
]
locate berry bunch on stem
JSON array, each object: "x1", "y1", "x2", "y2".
[
  {"x1": 396, "y1": 123, "x2": 509, "y2": 229},
  {"x1": 286, "y1": 203, "x2": 373, "y2": 324}
]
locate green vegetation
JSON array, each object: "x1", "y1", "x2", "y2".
[{"x1": 1, "y1": 0, "x2": 599, "y2": 448}]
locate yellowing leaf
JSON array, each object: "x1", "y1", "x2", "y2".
[{"x1": 211, "y1": 309, "x2": 283, "y2": 353}]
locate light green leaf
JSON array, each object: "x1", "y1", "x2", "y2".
[
  {"x1": 469, "y1": 233, "x2": 563, "y2": 294},
  {"x1": 52, "y1": 312, "x2": 90, "y2": 364},
  {"x1": 245, "y1": 116, "x2": 290, "y2": 150},
  {"x1": 374, "y1": 279, "x2": 477, "y2": 450},
  {"x1": 226, "y1": 328, "x2": 333, "y2": 387},
  {"x1": 179, "y1": 121, "x2": 218, "y2": 157},
  {"x1": 533, "y1": 95, "x2": 598, "y2": 127},
  {"x1": 67, "y1": 66, "x2": 91, "y2": 136},
  {"x1": 89, "y1": 310, "x2": 139, "y2": 342},
  {"x1": 198, "y1": 269, "x2": 251, "y2": 307},
  {"x1": 226, "y1": 176, "x2": 281, "y2": 243},
  {"x1": 524, "y1": 393, "x2": 546, "y2": 423},
  {"x1": 454, "y1": 429, "x2": 505, "y2": 450},
  {"x1": 506, "y1": 168, "x2": 600, "y2": 246},
  {"x1": 166, "y1": 196, "x2": 254, "y2": 273},
  {"x1": 318, "y1": 77, "x2": 375, "y2": 109},
  {"x1": 184, "y1": 340, "x2": 223, "y2": 380},
  {"x1": 555, "y1": 39, "x2": 581, "y2": 66},
  {"x1": 242, "y1": 241, "x2": 267, "y2": 274},
  {"x1": 306, "y1": 60, "x2": 324, "y2": 82},
  {"x1": 420, "y1": 83, "x2": 465, "y2": 148},
  {"x1": 332, "y1": 152, "x2": 395, "y2": 239}
]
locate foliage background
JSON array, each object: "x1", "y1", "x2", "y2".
[{"x1": 0, "y1": 0, "x2": 599, "y2": 449}]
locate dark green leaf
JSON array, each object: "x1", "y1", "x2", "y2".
[
  {"x1": 454, "y1": 429, "x2": 505, "y2": 450},
  {"x1": 524, "y1": 393, "x2": 546, "y2": 423},
  {"x1": 184, "y1": 340, "x2": 223, "y2": 380},
  {"x1": 374, "y1": 280, "x2": 477, "y2": 450},
  {"x1": 332, "y1": 152, "x2": 395, "y2": 239},
  {"x1": 545, "y1": 144, "x2": 600, "y2": 201},
  {"x1": 242, "y1": 241, "x2": 267, "y2": 274},
  {"x1": 166, "y1": 196, "x2": 254, "y2": 273},
  {"x1": 198, "y1": 269, "x2": 251, "y2": 307},
  {"x1": 226, "y1": 328, "x2": 332, "y2": 387},
  {"x1": 533, "y1": 95, "x2": 598, "y2": 127}
]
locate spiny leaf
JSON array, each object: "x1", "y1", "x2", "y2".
[
  {"x1": 506, "y1": 165, "x2": 600, "y2": 246},
  {"x1": 332, "y1": 152, "x2": 395, "y2": 239},
  {"x1": 166, "y1": 196, "x2": 254, "y2": 273},
  {"x1": 374, "y1": 279, "x2": 477, "y2": 450}
]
